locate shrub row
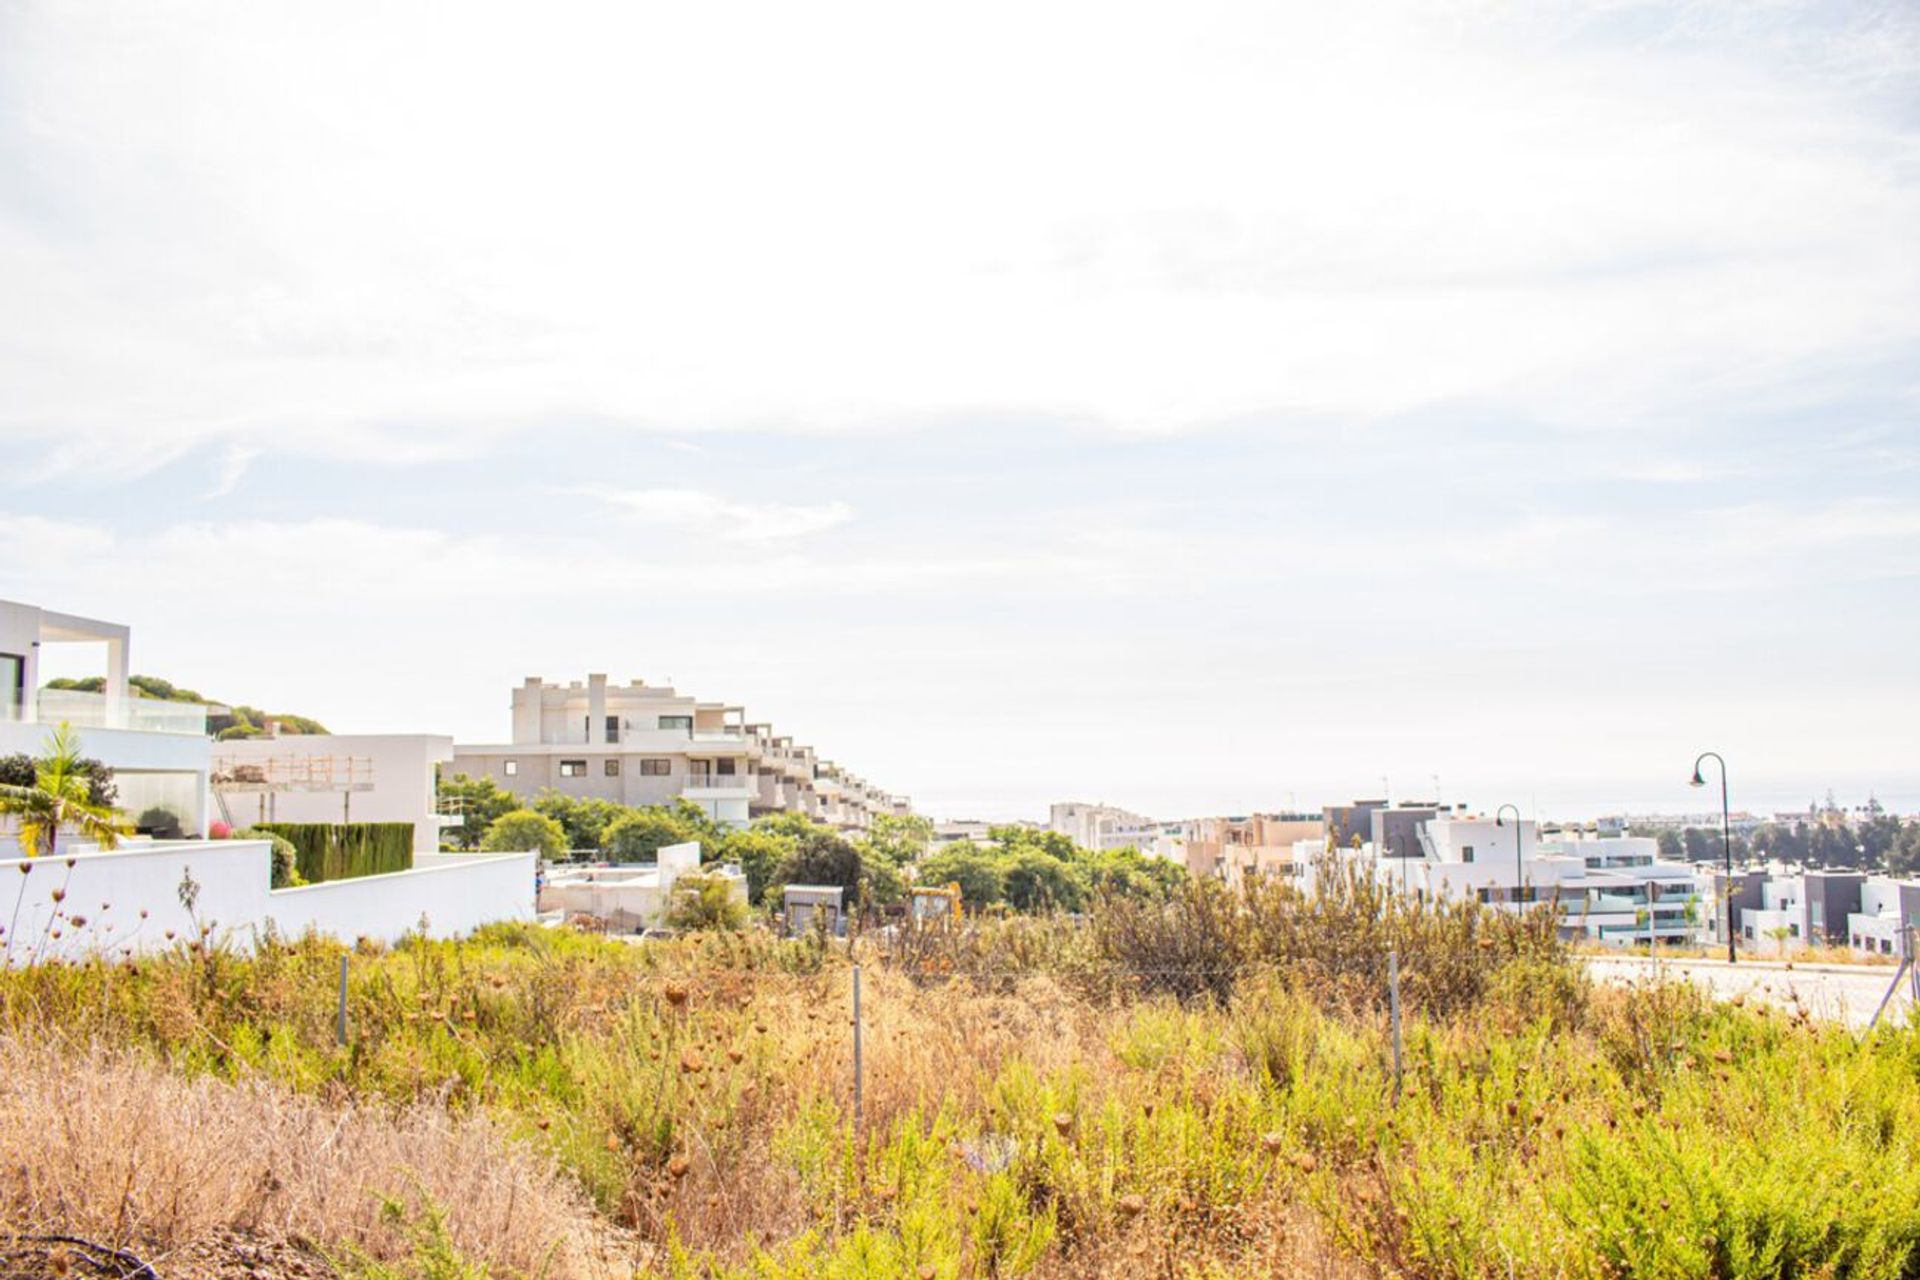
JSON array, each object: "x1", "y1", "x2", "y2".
[{"x1": 256, "y1": 822, "x2": 413, "y2": 884}]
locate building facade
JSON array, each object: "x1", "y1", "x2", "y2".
[
  {"x1": 451, "y1": 675, "x2": 910, "y2": 833},
  {"x1": 213, "y1": 733, "x2": 457, "y2": 854},
  {"x1": 1, "y1": 598, "x2": 213, "y2": 847}
]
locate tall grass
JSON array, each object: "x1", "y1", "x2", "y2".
[{"x1": 1, "y1": 884, "x2": 1916, "y2": 1278}]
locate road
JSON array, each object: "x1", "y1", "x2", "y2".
[{"x1": 1584, "y1": 954, "x2": 1917, "y2": 1030}]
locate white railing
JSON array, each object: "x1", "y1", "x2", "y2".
[
  {"x1": 681, "y1": 773, "x2": 754, "y2": 791},
  {"x1": 30, "y1": 688, "x2": 209, "y2": 736}
]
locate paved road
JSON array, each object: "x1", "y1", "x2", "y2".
[{"x1": 1585, "y1": 954, "x2": 1918, "y2": 1030}]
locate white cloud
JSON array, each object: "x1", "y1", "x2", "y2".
[
  {"x1": 0, "y1": 1, "x2": 1915, "y2": 470},
  {"x1": 573, "y1": 487, "x2": 854, "y2": 542}
]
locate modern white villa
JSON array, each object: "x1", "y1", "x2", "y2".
[
  {"x1": 1, "y1": 596, "x2": 535, "y2": 963},
  {"x1": 451, "y1": 674, "x2": 911, "y2": 832},
  {"x1": 1286, "y1": 815, "x2": 1703, "y2": 947},
  {"x1": 2, "y1": 598, "x2": 213, "y2": 841}
]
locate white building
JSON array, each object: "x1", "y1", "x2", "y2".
[
  {"x1": 1848, "y1": 878, "x2": 1919, "y2": 958},
  {"x1": 452, "y1": 675, "x2": 909, "y2": 832},
  {"x1": 537, "y1": 842, "x2": 746, "y2": 932},
  {"x1": 1290, "y1": 818, "x2": 1702, "y2": 947},
  {"x1": 1049, "y1": 801, "x2": 1181, "y2": 858},
  {"x1": 1, "y1": 598, "x2": 213, "y2": 847},
  {"x1": 213, "y1": 734, "x2": 457, "y2": 854}
]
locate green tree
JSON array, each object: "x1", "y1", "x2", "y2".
[
  {"x1": 1084, "y1": 846, "x2": 1186, "y2": 901},
  {"x1": 436, "y1": 772, "x2": 518, "y2": 850},
  {"x1": 708, "y1": 828, "x2": 796, "y2": 905},
  {"x1": 861, "y1": 812, "x2": 933, "y2": 867},
  {"x1": 603, "y1": 806, "x2": 702, "y2": 861},
  {"x1": 481, "y1": 808, "x2": 567, "y2": 859},
  {"x1": 1001, "y1": 847, "x2": 1087, "y2": 913},
  {"x1": 666, "y1": 871, "x2": 748, "y2": 932},
  {"x1": 771, "y1": 826, "x2": 902, "y2": 906},
  {"x1": 531, "y1": 790, "x2": 626, "y2": 852},
  {"x1": 0, "y1": 724, "x2": 129, "y2": 858},
  {"x1": 916, "y1": 843, "x2": 1007, "y2": 908}
]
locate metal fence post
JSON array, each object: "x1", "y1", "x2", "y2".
[
  {"x1": 336, "y1": 953, "x2": 349, "y2": 1046},
  {"x1": 1388, "y1": 948, "x2": 1404, "y2": 1105},
  {"x1": 851, "y1": 963, "x2": 864, "y2": 1129}
]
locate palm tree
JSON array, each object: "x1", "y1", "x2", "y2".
[{"x1": 0, "y1": 723, "x2": 129, "y2": 858}]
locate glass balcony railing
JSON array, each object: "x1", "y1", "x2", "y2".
[{"x1": 29, "y1": 688, "x2": 210, "y2": 736}]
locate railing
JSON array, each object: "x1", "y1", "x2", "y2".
[
  {"x1": 211, "y1": 754, "x2": 373, "y2": 791},
  {"x1": 28, "y1": 688, "x2": 210, "y2": 736},
  {"x1": 681, "y1": 773, "x2": 754, "y2": 791}
]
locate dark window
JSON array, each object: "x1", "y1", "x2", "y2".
[
  {"x1": 607, "y1": 715, "x2": 621, "y2": 744},
  {"x1": 0, "y1": 654, "x2": 23, "y2": 720},
  {"x1": 659, "y1": 715, "x2": 693, "y2": 731},
  {"x1": 604, "y1": 759, "x2": 620, "y2": 777},
  {"x1": 559, "y1": 759, "x2": 586, "y2": 778},
  {"x1": 1461, "y1": 846, "x2": 1474, "y2": 863},
  {"x1": 641, "y1": 758, "x2": 672, "y2": 776},
  {"x1": 716, "y1": 758, "x2": 737, "y2": 776}
]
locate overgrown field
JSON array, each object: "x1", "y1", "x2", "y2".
[{"x1": 3, "y1": 880, "x2": 1919, "y2": 1279}]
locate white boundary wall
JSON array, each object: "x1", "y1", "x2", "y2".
[{"x1": 0, "y1": 840, "x2": 534, "y2": 966}]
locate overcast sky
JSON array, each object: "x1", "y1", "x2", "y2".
[{"x1": 3, "y1": 0, "x2": 1917, "y2": 821}]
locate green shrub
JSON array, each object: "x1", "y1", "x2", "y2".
[
  {"x1": 256, "y1": 822, "x2": 413, "y2": 883},
  {"x1": 234, "y1": 826, "x2": 305, "y2": 888},
  {"x1": 480, "y1": 809, "x2": 567, "y2": 860}
]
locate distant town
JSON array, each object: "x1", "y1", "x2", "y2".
[{"x1": 5, "y1": 593, "x2": 1918, "y2": 964}]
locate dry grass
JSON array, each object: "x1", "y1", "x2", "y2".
[{"x1": 0, "y1": 1038, "x2": 638, "y2": 1278}]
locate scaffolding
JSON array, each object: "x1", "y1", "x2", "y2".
[{"x1": 211, "y1": 753, "x2": 375, "y2": 826}]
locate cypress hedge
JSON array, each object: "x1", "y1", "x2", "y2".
[{"x1": 255, "y1": 822, "x2": 414, "y2": 884}]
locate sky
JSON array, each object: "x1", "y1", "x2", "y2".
[{"x1": 2, "y1": 0, "x2": 1917, "y2": 822}]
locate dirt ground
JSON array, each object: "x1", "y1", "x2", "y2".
[{"x1": 0, "y1": 1230, "x2": 336, "y2": 1280}]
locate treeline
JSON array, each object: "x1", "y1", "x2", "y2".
[
  {"x1": 1644, "y1": 814, "x2": 1920, "y2": 875},
  {"x1": 436, "y1": 773, "x2": 1186, "y2": 913}
]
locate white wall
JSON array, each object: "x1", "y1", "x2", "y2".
[
  {"x1": 267, "y1": 851, "x2": 535, "y2": 943},
  {"x1": 0, "y1": 839, "x2": 535, "y2": 966}
]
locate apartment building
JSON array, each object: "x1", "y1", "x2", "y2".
[
  {"x1": 1185, "y1": 812, "x2": 1325, "y2": 886},
  {"x1": 1710, "y1": 867, "x2": 1919, "y2": 957},
  {"x1": 450, "y1": 675, "x2": 910, "y2": 832},
  {"x1": 1049, "y1": 801, "x2": 1185, "y2": 860},
  {"x1": 1, "y1": 598, "x2": 212, "y2": 846}
]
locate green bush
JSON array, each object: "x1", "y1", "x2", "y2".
[
  {"x1": 234, "y1": 826, "x2": 305, "y2": 888},
  {"x1": 256, "y1": 822, "x2": 413, "y2": 884},
  {"x1": 480, "y1": 809, "x2": 567, "y2": 860}
]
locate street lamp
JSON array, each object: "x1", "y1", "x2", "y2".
[
  {"x1": 1495, "y1": 804, "x2": 1523, "y2": 911},
  {"x1": 1392, "y1": 831, "x2": 1413, "y2": 899},
  {"x1": 1691, "y1": 751, "x2": 1735, "y2": 963}
]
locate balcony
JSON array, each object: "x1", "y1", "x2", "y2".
[
  {"x1": 681, "y1": 773, "x2": 755, "y2": 795},
  {"x1": 18, "y1": 688, "x2": 210, "y2": 737}
]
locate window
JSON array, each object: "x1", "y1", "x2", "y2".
[
  {"x1": 607, "y1": 715, "x2": 621, "y2": 744},
  {"x1": 0, "y1": 654, "x2": 22, "y2": 721},
  {"x1": 659, "y1": 715, "x2": 693, "y2": 731},
  {"x1": 559, "y1": 759, "x2": 586, "y2": 777},
  {"x1": 503, "y1": 760, "x2": 518, "y2": 777},
  {"x1": 716, "y1": 758, "x2": 737, "y2": 776},
  {"x1": 1461, "y1": 845, "x2": 1475, "y2": 863},
  {"x1": 604, "y1": 759, "x2": 620, "y2": 777},
  {"x1": 640, "y1": 758, "x2": 672, "y2": 776}
]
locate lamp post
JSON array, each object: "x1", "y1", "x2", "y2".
[
  {"x1": 1691, "y1": 751, "x2": 1735, "y2": 963},
  {"x1": 1495, "y1": 804, "x2": 1523, "y2": 912},
  {"x1": 1392, "y1": 831, "x2": 1412, "y2": 899}
]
